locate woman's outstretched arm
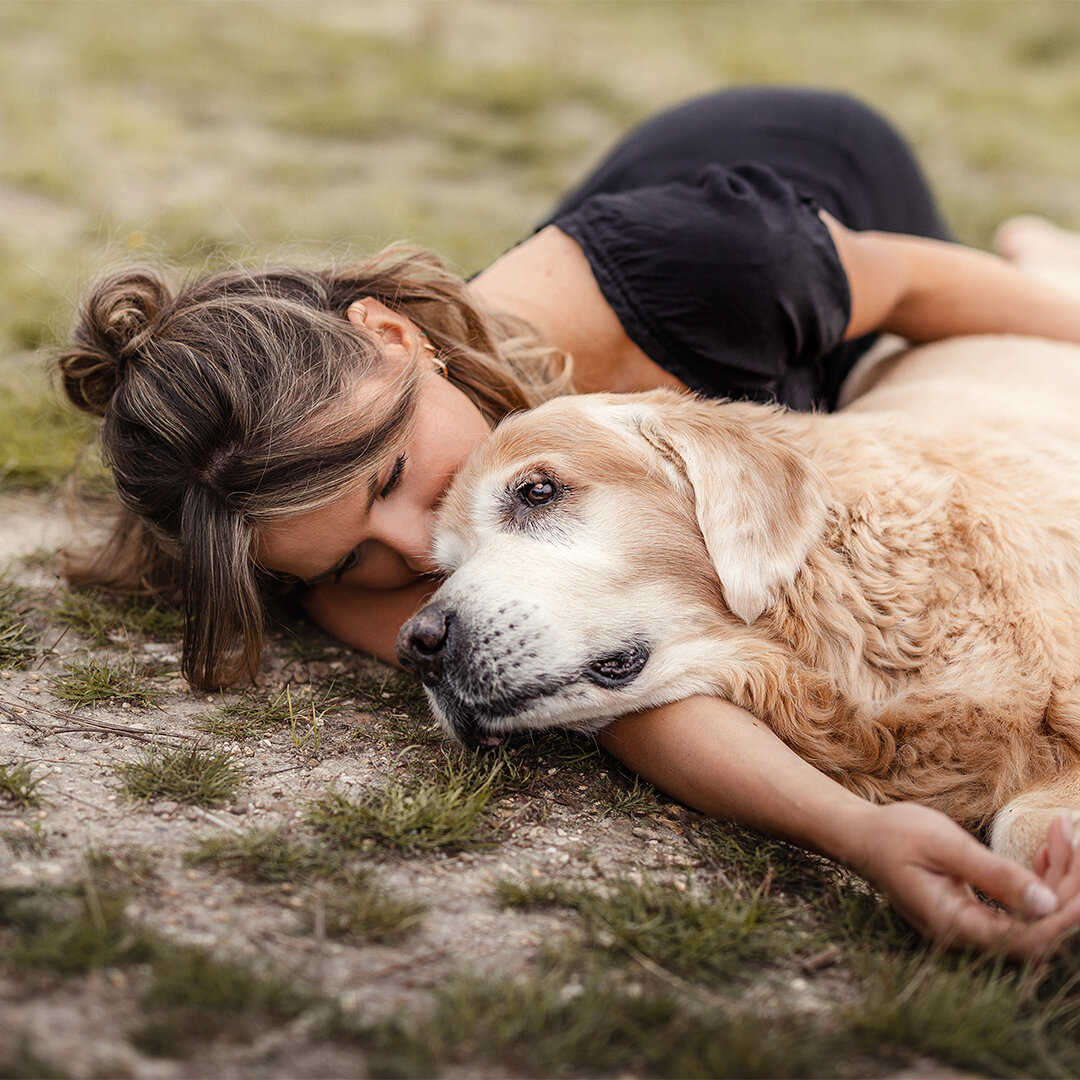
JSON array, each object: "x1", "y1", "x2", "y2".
[
  {"x1": 308, "y1": 584, "x2": 1080, "y2": 958},
  {"x1": 825, "y1": 212, "x2": 1080, "y2": 345},
  {"x1": 600, "y1": 695, "x2": 1080, "y2": 959}
]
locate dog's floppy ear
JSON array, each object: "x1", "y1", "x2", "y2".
[{"x1": 637, "y1": 400, "x2": 829, "y2": 624}]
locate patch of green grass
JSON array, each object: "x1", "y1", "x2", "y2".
[
  {"x1": 690, "y1": 816, "x2": 915, "y2": 949},
  {"x1": 305, "y1": 879, "x2": 427, "y2": 945},
  {"x1": 0, "y1": 574, "x2": 36, "y2": 668},
  {"x1": 193, "y1": 685, "x2": 337, "y2": 742},
  {"x1": 307, "y1": 756, "x2": 503, "y2": 854},
  {"x1": 54, "y1": 588, "x2": 183, "y2": 647},
  {"x1": 848, "y1": 950, "x2": 1080, "y2": 1078},
  {"x1": 0, "y1": 858, "x2": 316, "y2": 1063},
  {"x1": 48, "y1": 657, "x2": 163, "y2": 710},
  {"x1": 0, "y1": 759, "x2": 45, "y2": 808},
  {"x1": 0, "y1": 350, "x2": 103, "y2": 492},
  {"x1": 116, "y1": 744, "x2": 243, "y2": 807},
  {"x1": 185, "y1": 825, "x2": 344, "y2": 884},
  {"x1": 356, "y1": 955, "x2": 851, "y2": 1080},
  {"x1": 185, "y1": 825, "x2": 425, "y2": 943},
  {"x1": 498, "y1": 874, "x2": 790, "y2": 985},
  {"x1": 0, "y1": 878, "x2": 158, "y2": 975},
  {"x1": 131, "y1": 944, "x2": 313, "y2": 1060}
]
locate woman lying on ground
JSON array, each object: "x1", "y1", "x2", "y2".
[{"x1": 59, "y1": 87, "x2": 1080, "y2": 958}]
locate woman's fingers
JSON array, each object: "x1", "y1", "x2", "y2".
[
  {"x1": 864, "y1": 802, "x2": 1080, "y2": 959},
  {"x1": 1039, "y1": 815, "x2": 1075, "y2": 891}
]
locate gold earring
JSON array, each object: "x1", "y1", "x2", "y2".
[{"x1": 420, "y1": 332, "x2": 448, "y2": 378}]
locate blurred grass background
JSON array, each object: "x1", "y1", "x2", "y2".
[{"x1": 2, "y1": 0, "x2": 1080, "y2": 489}]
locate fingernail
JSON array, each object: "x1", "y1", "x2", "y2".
[
  {"x1": 1061, "y1": 814, "x2": 1075, "y2": 844},
  {"x1": 1023, "y1": 882, "x2": 1058, "y2": 918}
]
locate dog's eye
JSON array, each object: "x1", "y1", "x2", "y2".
[{"x1": 519, "y1": 474, "x2": 557, "y2": 507}]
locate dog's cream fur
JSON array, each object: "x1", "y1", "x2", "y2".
[{"x1": 404, "y1": 335, "x2": 1080, "y2": 866}]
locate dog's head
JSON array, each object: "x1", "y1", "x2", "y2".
[{"x1": 397, "y1": 390, "x2": 829, "y2": 746}]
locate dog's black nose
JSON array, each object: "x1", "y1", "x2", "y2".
[{"x1": 396, "y1": 606, "x2": 452, "y2": 686}]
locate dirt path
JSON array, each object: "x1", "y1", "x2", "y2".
[{"x1": 2, "y1": 492, "x2": 761, "y2": 1078}]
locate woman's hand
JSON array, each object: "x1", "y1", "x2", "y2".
[
  {"x1": 854, "y1": 802, "x2": 1080, "y2": 960},
  {"x1": 602, "y1": 698, "x2": 1080, "y2": 961}
]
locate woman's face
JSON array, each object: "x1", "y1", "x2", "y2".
[{"x1": 254, "y1": 303, "x2": 491, "y2": 592}]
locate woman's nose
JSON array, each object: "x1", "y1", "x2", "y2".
[{"x1": 376, "y1": 506, "x2": 438, "y2": 575}]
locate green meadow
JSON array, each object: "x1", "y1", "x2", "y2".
[
  {"x1": 2, "y1": 0, "x2": 1080, "y2": 487},
  {"x1": 4, "y1": 2, "x2": 1080, "y2": 1077}
]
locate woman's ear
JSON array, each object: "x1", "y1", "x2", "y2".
[
  {"x1": 345, "y1": 300, "x2": 369, "y2": 329},
  {"x1": 346, "y1": 297, "x2": 415, "y2": 352}
]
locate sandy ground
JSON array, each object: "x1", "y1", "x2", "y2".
[{"x1": 2, "y1": 491, "x2": 768, "y2": 1078}]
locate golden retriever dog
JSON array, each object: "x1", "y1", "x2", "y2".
[{"x1": 396, "y1": 335, "x2": 1080, "y2": 867}]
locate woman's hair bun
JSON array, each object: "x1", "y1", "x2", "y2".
[{"x1": 58, "y1": 269, "x2": 173, "y2": 417}]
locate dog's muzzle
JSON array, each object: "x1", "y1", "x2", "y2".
[{"x1": 396, "y1": 600, "x2": 650, "y2": 746}]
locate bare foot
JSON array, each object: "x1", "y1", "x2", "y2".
[
  {"x1": 994, "y1": 215, "x2": 1080, "y2": 301},
  {"x1": 994, "y1": 215, "x2": 1080, "y2": 267}
]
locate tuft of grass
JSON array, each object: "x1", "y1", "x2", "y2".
[
  {"x1": 0, "y1": 759, "x2": 45, "y2": 808},
  {"x1": 53, "y1": 588, "x2": 183, "y2": 648},
  {"x1": 848, "y1": 950, "x2": 1080, "y2": 1077},
  {"x1": 185, "y1": 826, "x2": 425, "y2": 943},
  {"x1": 0, "y1": 878, "x2": 158, "y2": 975},
  {"x1": 0, "y1": 575, "x2": 36, "y2": 669},
  {"x1": 193, "y1": 685, "x2": 337, "y2": 744},
  {"x1": 498, "y1": 874, "x2": 790, "y2": 984},
  {"x1": 305, "y1": 879, "x2": 427, "y2": 946},
  {"x1": 357, "y1": 956, "x2": 849, "y2": 1080},
  {"x1": 48, "y1": 657, "x2": 163, "y2": 710},
  {"x1": 185, "y1": 826, "x2": 344, "y2": 885},
  {"x1": 116, "y1": 744, "x2": 243, "y2": 807},
  {"x1": 132, "y1": 943, "x2": 313, "y2": 1059},
  {"x1": 307, "y1": 757, "x2": 503, "y2": 853}
]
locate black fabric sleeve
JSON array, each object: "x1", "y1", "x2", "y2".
[{"x1": 548, "y1": 162, "x2": 852, "y2": 410}]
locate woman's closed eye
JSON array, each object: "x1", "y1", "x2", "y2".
[
  {"x1": 331, "y1": 547, "x2": 363, "y2": 584},
  {"x1": 379, "y1": 454, "x2": 407, "y2": 499},
  {"x1": 322, "y1": 456, "x2": 407, "y2": 585}
]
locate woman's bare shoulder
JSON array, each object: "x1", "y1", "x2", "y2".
[{"x1": 470, "y1": 227, "x2": 683, "y2": 395}]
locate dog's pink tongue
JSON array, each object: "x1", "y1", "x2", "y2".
[{"x1": 477, "y1": 732, "x2": 504, "y2": 748}]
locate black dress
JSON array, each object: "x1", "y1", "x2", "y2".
[{"x1": 542, "y1": 87, "x2": 951, "y2": 411}]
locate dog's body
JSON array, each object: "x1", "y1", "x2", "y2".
[{"x1": 398, "y1": 335, "x2": 1080, "y2": 865}]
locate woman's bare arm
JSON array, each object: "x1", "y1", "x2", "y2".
[
  {"x1": 824, "y1": 212, "x2": 1080, "y2": 345},
  {"x1": 302, "y1": 577, "x2": 437, "y2": 662},
  {"x1": 303, "y1": 558, "x2": 1080, "y2": 958},
  {"x1": 601, "y1": 696, "x2": 1080, "y2": 959}
]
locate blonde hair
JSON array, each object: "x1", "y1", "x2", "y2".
[{"x1": 58, "y1": 246, "x2": 572, "y2": 688}]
